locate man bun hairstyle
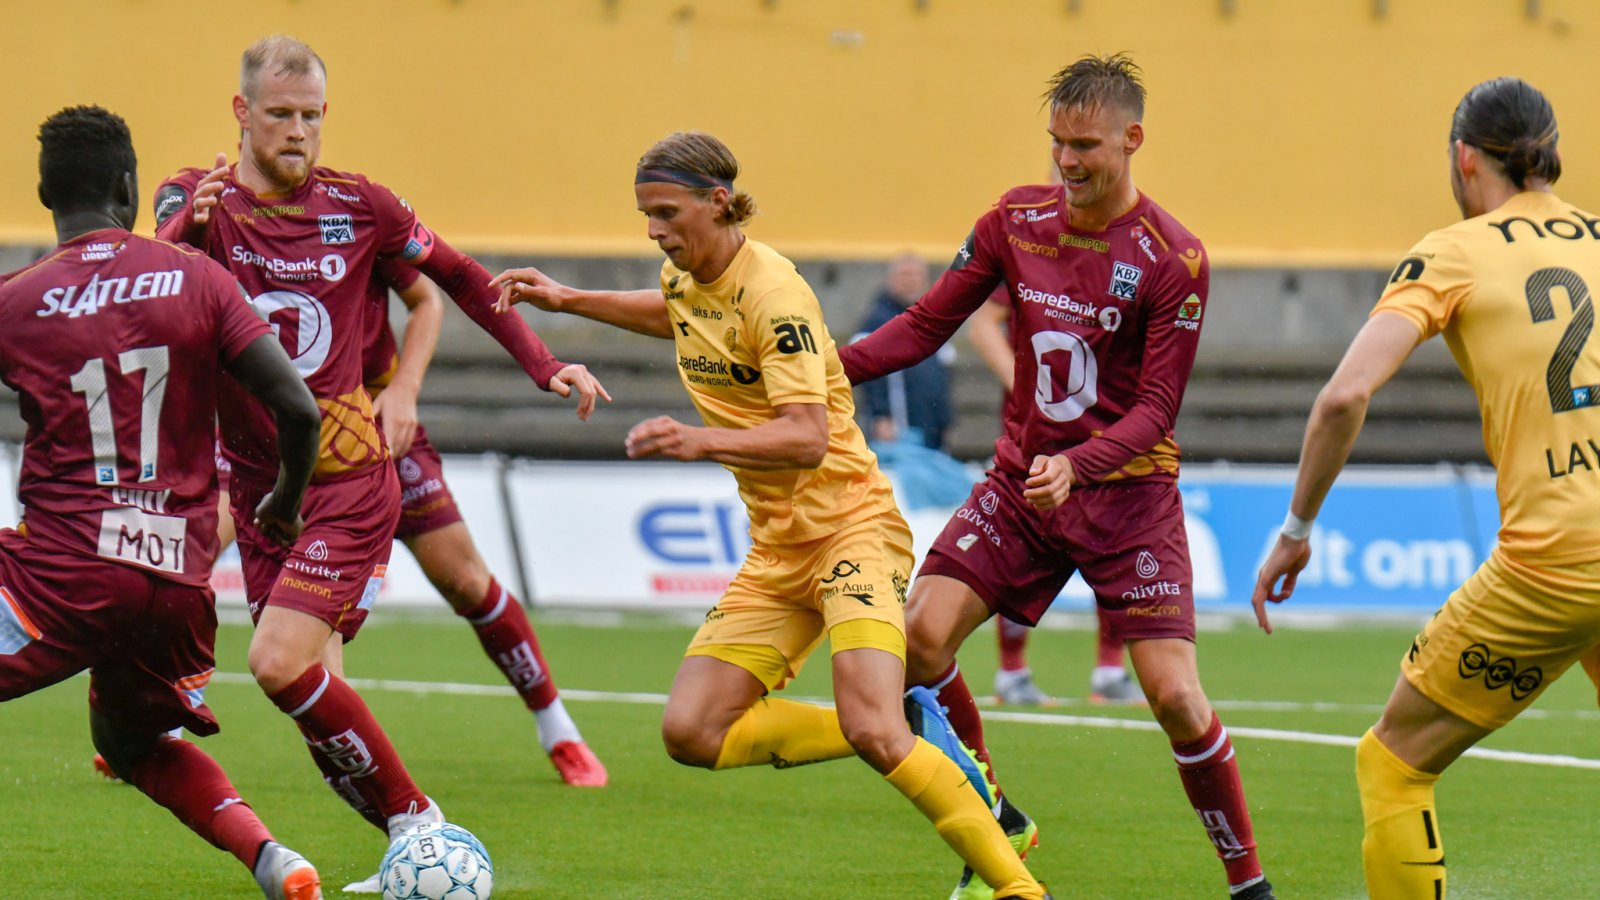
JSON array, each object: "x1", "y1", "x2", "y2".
[
  {"x1": 637, "y1": 131, "x2": 757, "y2": 225},
  {"x1": 1450, "y1": 77, "x2": 1561, "y2": 188},
  {"x1": 240, "y1": 34, "x2": 327, "y2": 101},
  {"x1": 1044, "y1": 52, "x2": 1146, "y2": 122},
  {"x1": 39, "y1": 105, "x2": 136, "y2": 212}
]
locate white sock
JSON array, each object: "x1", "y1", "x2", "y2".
[
  {"x1": 994, "y1": 667, "x2": 1031, "y2": 686},
  {"x1": 534, "y1": 697, "x2": 582, "y2": 752},
  {"x1": 1090, "y1": 666, "x2": 1126, "y2": 690}
]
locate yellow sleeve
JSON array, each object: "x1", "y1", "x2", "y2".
[
  {"x1": 1371, "y1": 230, "x2": 1474, "y2": 340},
  {"x1": 748, "y1": 286, "x2": 829, "y2": 407}
]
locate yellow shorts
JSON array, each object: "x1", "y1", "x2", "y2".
[
  {"x1": 686, "y1": 510, "x2": 913, "y2": 691},
  {"x1": 1401, "y1": 548, "x2": 1600, "y2": 730}
]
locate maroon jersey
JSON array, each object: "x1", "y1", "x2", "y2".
[
  {"x1": 361, "y1": 257, "x2": 422, "y2": 393},
  {"x1": 154, "y1": 165, "x2": 566, "y2": 484},
  {"x1": 840, "y1": 186, "x2": 1208, "y2": 483},
  {"x1": 0, "y1": 230, "x2": 270, "y2": 585}
]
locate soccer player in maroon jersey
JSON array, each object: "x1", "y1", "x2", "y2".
[
  {"x1": 839, "y1": 56, "x2": 1274, "y2": 899},
  {"x1": 150, "y1": 34, "x2": 609, "y2": 864},
  {"x1": 0, "y1": 106, "x2": 323, "y2": 899}
]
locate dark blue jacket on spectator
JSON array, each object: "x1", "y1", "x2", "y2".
[{"x1": 853, "y1": 289, "x2": 953, "y2": 451}]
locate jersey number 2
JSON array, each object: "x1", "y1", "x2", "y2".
[
  {"x1": 1525, "y1": 267, "x2": 1596, "y2": 413},
  {"x1": 69, "y1": 345, "x2": 169, "y2": 486}
]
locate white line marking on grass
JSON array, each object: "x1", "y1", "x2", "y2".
[{"x1": 208, "y1": 673, "x2": 1600, "y2": 770}]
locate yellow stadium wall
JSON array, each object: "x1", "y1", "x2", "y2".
[{"x1": 0, "y1": 0, "x2": 1591, "y2": 266}]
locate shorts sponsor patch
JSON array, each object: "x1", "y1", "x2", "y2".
[
  {"x1": 0, "y1": 586, "x2": 41, "y2": 654},
  {"x1": 358, "y1": 564, "x2": 387, "y2": 611}
]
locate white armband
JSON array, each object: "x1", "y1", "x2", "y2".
[{"x1": 1281, "y1": 511, "x2": 1314, "y2": 541}]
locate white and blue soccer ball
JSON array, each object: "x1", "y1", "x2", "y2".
[{"x1": 379, "y1": 822, "x2": 494, "y2": 900}]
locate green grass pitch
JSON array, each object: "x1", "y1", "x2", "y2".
[{"x1": 2, "y1": 610, "x2": 1593, "y2": 898}]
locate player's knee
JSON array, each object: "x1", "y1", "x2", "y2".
[
  {"x1": 429, "y1": 559, "x2": 491, "y2": 612},
  {"x1": 247, "y1": 641, "x2": 313, "y2": 695},
  {"x1": 836, "y1": 710, "x2": 901, "y2": 771},
  {"x1": 1147, "y1": 680, "x2": 1210, "y2": 738},
  {"x1": 903, "y1": 621, "x2": 955, "y2": 686},
  {"x1": 659, "y1": 712, "x2": 721, "y2": 768}
]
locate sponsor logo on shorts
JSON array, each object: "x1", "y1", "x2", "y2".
[
  {"x1": 769, "y1": 752, "x2": 825, "y2": 770},
  {"x1": 278, "y1": 575, "x2": 333, "y2": 599},
  {"x1": 979, "y1": 491, "x2": 999, "y2": 515},
  {"x1": 892, "y1": 570, "x2": 909, "y2": 606},
  {"x1": 399, "y1": 457, "x2": 423, "y2": 482},
  {"x1": 1457, "y1": 642, "x2": 1543, "y2": 701},
  {"x1": 1136, "y1": 550, "x2": 1160, "y2": 579},
  {"x1": 318, "y1": 213, "x2": 355, "y2": 245},
  {"x1": 955, "y1": 507, "x2": 1003, "y2": 546},
  {"x1": 1125, "y1": 604, "x2": 1183, "y2": 617},
  {"x1": 842, "y1": 592, "x2": 876, "y2": 606},
  {"x1": 286, "y1": 559, "x2": 343, "y2": 581},
  {"x1": 401, "y1": 477, "x2": 444, "y2": 505},
  {"x1": 308, "y1": 729, "x2": 377, "y2": 777},
  {"x1": 305, "y1": 540, "x2": 330, "y2": 561},
  {"x1": 358, "y1": 565, "x2": 387, "y2": 612},
  {"x1": 820, "y1": 560, "x2": 862, "y2": 584},
  {"x1": 1122, "y1": 580, "x2": 1183, "y2": 602},
  {"x1": 956, "y1": 534, "x2": 979, "y2": 551}
]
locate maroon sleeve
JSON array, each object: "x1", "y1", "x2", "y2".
[
  {"x1": 1062, "y1": 246, "x2": 1208, "y2": 481},
  {"x1": 152, "y1": 169, "x2": 209, "y2": 248},
  {"x1": 368, "y1": 180, "x2": 567, "y2": 388},
  {"x1": 839, "y1": 207, "x2": 1006, "y2": 384},
  {"x1": 204, "y1": 259, "x2": 273, "y2": 363},
  {"x1": 376, "y1": 254, "x2": 423, "y2": 293}
]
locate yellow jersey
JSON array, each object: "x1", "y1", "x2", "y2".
[
  {"x1": 1374, "y1": 191, "x2": 1600, "y2": 565},
  {"x1": 659, "y1": 238, "x2": 899, "y2": 544}
]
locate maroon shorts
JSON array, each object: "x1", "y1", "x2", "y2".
[
  {"x1": 0, "y1": 529, "x2": 220, "y2": 735},
  {"x1": 393, "y1": 425, "x2": 463, "y2": 541},
  {"x1": 919, "y1": 470, "x2": 1195, "y2": 642},
  {"x1": 231, "y1": 462, "x2": 400, "y2": 641}
]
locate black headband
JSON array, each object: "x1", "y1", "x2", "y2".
[{"x1": 635, "y1": 167, "x2": 733, "y2": 192}]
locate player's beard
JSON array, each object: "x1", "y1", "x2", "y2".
[{"x1": 253, "y1": 143, "x2": 312, "y2": 191}]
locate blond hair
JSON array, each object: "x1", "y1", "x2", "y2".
[
  {"x1": 240, "y1": 34, "x2": 327, "y2": 101},
  {"x1": 637, "y1": 132, "x2": 757, "y2": 225}
]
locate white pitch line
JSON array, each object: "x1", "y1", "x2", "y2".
[{"x1": 208, "y1": 672, "x2": 1600, "y2": 770}]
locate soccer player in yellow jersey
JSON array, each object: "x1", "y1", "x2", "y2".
[
  {"x1": 1253, "y1": 77, "x2": 1593, "y2": 899},
  {"x1": 492, "y1": 132, "x2": 1049, "y2": 899}
]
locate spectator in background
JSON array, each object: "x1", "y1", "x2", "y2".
[{"x1": 854, "y1": 253, "x2": 953, "y2": 450}]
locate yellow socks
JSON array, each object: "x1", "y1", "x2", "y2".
[
  {"x1": 712, "y1": 697, "x2": 855, "y2": 770},
  {"x1": 886, "y1": 737, "x2": 1043, "y2": 900},
  {"x1": 1356, "y1": 729, "x2": 1445, "y2": 900}
]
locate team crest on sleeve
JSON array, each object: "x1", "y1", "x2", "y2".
[
  {"x1": 400, "y1": 222, "x2": 435, "y2": 262},
  {"x1": 1108, "y1": 261, "x2": 1142, "y2": 301}
]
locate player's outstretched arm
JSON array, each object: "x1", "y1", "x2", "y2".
[
  {"x1": 491, "y1": 266, "x2": 673, "y2": 340},
  {"x1": 224, "y1": 335, "x2": 320, "y2": 546},
  {"x1": 625, "y1": 403, "x2": 828, "y2": 471},
  {"x1": 1251, "y1": 311, "x2": 1421, "y2": 633},
  {"x1": 373, "y1": 274, "x2": 444, "y2": 457},
  {"x1": 408, "y1": 235, "x2": 611, "y2": 417}
]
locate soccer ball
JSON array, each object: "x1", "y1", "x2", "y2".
[{"x1": 379, "y1": 822, "x2": 494, "y2": 900}]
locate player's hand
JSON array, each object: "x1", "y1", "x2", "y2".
[
  {"x1": 626, "y1": 415, "x2": 703, "y2": 461},
  {"x1": 1250, "y1": 534, "x2": 1312, "y2": 634},
  {"x1": 373, "y1": 383, "x2": 420, "y2": 458},
  {"x1": 490, "y1": 267, "x2": 572, "y2": 314},
  {"x1": 188, "y1": 152, "x2": 231, "y2": 227},
  {"x1": 253, "y1": 491, "x2": 305, "y2": 548},
  {"x1": 547, "y1": 363, "x2": 612, "y2": 421},
  {"x1": 1022, "y1": 453, "x2": 1075, "y2": 510}
]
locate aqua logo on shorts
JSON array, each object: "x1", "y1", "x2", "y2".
[{"x1": 1457, "y1": 642, "x2": 1543, "y2": 701}]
